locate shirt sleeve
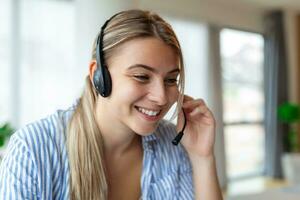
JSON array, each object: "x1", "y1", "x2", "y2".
[{"x1": 0, "y1": 133, "x2": 40, "y2": 199}]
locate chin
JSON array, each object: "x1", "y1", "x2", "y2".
[{"x1": 131, "y1": 123, "x2": 159, "y2": 135}]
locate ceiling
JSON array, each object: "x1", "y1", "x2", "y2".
[{"x1": 237, "y1": 0, "x2": 300, "y2": 10}]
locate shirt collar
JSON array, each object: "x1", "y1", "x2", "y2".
[
  {"x1": 142, "y1": 133, "x2": 158, "y2": 143},
  {"x1": 141, "y1": 128, "x2": 160, "y2": 151}
]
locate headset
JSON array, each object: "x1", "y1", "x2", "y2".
[
  {"x1": 172, "y1": 109, "x2": 187, "y2": 145},
  {"x1": 93, "y1": 13, "x2": 119, "y2": 97},
  {"x1": 93, "y1": 12, "x2": 187, "y2": 145}
]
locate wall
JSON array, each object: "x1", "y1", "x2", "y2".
[
  {"x1": 138, "y1": 0, "x2": 266, "y2": 33},
  {"x1": 75, "y1": 0, "x2": 137, "y2": 83},
  {"x1": 284, "y1": 10, "x2": 299, "y2": 103},
  {"x1": 284, "y1": 9, "x2": 300, "y2": 150}
]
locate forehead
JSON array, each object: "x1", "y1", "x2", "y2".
[{"x1": 107, "y1": 37, "x2": 179, "y2": 73}]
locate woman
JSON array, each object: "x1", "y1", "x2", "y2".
[{"x1": 0, "y1": 10, "x2": 223, "y2": 200}]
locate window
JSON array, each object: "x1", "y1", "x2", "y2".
[
  {"x1": 1, "y1": 0, "x2": 76, "y2": 157},
  {"x1": 0, "y1": 0, "x2": 12, "y2": 125},
  {"x1": 220, "y1": 29, "x2": 265, "y2": 180},
  {"x1": 19, "y1": 0, "x2": 76, "y2": 126}
]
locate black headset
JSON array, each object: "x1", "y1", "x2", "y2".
[
  {"x1": 172, "y1": 109, "x2": 187, "y2": 145},
  {"x1": 93, "y1": 13, "x2": 120, "y2": 97},
  {"x1": 93, "y1": 12, "x2": 186, "y2": 145}
]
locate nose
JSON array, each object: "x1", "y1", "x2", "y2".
[{"x1": 148, "y1": 80, "x2": 168, "y2": 106}]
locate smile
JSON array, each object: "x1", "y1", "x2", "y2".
[{"x1": 136, "y1": 106, "x2": 161, "y2": 117}]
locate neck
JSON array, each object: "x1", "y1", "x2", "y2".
[
  {"x1": 96, "y1": 106, "x2": 141, "y2": 157},
  {"x1": 103, "y1": 128, "x2": 141, "y2": 157}
]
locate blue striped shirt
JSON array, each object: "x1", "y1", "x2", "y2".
[{"x1": 0, "y1": 106, "x2": 194, "y2": 199}]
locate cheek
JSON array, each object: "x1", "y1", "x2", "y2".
[
  {"x1": 168, "y1": 87, "x2": 180, "y2": 104},
  {"x1": 112, "y1": 81, "x2": 146, "y2": 102}
]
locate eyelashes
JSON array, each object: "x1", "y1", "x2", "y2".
[
  {"x1": 133, "y1": 74, "x2": 179, "y2": 86},
  {"x1": 133, "y1": 75, "x2": 149, "y2": 82},
  {"x1": 165, "y1": 78, "x2": 178, "y2": 85}
]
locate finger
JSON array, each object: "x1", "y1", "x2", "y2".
[
  {"x1": 182, "y1": 99, "x2": 206, "y2": 109},
  {"x1": 183, "y1": 95, "x2": 194, "y2": 102},
  {"x1": 189, "y1": 107, "x2": 215, "y2": 125},
  {"x1": 189, "y1": 104, "x2": 209, "y2": 117}
]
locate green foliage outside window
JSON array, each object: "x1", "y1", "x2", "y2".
[
  {"x1": 278, "y1": 102, "x2": 300, "y2": 152},
  {"x1": 0, "y1": 123, "x2": 14, "y2": 147}
]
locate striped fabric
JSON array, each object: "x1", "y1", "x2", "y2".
[{"x1": 0, "y1": 106, "x2": 194, "y2": 199}]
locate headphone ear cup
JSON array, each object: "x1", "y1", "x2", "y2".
[{"x1": 93, "y1": 65, "x2": 112, "y2": 97}]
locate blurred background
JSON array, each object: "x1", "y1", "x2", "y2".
[{"x1": 1, "y1": 0, "x2": 300, "y2": 199}]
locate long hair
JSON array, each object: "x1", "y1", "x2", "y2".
[{"x1": 67, "y1": 9, "x2": 185, "y2": 200}]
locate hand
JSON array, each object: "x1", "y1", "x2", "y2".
[{"x1": 177, "y1": 95, "x2": 216, "y2": 158}]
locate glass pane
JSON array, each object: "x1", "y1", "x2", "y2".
[
  {"x1": 225, "y1": 124, "x2": 265, "y2": 179},
  {"x1": 221, "y1": 29, "x2": 264, "y2": 123},
  {"x1": 221, "y1": 28, "x2": 265, "y2": 180}
]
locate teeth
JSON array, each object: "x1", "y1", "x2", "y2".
[{"x1": 138, "y1": 107, "x2": 160, "y2": 116}]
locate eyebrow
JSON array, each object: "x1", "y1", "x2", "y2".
[{"x1": 127, "y1": 64, "x2": 180, "y2": 74}]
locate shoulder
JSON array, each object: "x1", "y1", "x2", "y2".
[
  {"x1": 10, "y1": 106, "x2": 76, "y2": 168},
  {"x1": 14, "y1": 107, "x2": 74, "y2": 153},
  {"x1": 0, "y1": 107, "x2": 74, "y2": 198}
]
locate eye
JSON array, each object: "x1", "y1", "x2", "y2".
[
  {"x1": 165, "y1": 77, "x2": 179, "y2": 86},
  {"x1": 133, "y1": 75, "x2": 150, "y2": 82}
]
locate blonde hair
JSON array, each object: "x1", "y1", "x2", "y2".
[{"x1": 67, "y1": 9, "x2": 185, "y2": 200}]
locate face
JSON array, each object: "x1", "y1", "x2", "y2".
[{"x1": 97, "y1": 37, "x2": 180, "y2": 135}]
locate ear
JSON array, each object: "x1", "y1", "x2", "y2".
[{"x1": 89, "y1": 60, "x2": 97, "y2": 83}]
